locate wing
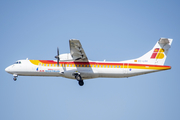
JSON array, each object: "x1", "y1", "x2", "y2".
[{"x1": 69, "y1": 39, "x2": 88, "y2": 61}]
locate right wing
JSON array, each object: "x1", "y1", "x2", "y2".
[{"x1": 69, "y1": 39, "x2": 88, "y2": 62}]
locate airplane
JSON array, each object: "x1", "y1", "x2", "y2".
[{"x1": 5, "y1": 38, "x2": 172, "y2": 86}]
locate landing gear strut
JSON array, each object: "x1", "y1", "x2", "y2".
[{"x1": 75, "y1": 75, "x2": 84, "y2": 86}]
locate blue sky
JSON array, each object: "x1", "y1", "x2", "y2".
[{"x1": 1, "y1": 0, "x2": 180, "y2": 120}]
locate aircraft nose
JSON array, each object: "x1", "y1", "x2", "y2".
[{"x1": 5, "y1": 66, "x2": 11, "y2": 73}]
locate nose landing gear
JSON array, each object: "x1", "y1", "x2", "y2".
[{"x1": 13, "y1": 74, "x2": 18, "y2": 81}]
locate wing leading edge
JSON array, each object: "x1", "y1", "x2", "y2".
[{"x1": 69, "y1": 39, "x2": 88, "y2": 62}]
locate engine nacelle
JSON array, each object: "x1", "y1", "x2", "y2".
[{"x1": 59, "y1": 53, "x2": 73, "y2": 61}]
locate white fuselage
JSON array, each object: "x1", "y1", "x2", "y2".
[{"x1": 5, "y1": 59, "x2": 170, "y2": 80}]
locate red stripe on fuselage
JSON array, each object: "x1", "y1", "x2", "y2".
[{"x1": 38, "y1": 60, "x2": 170, "y2": 69}]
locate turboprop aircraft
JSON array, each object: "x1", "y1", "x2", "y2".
[{"x1": 5, "y1": 38, "x2": 172, "y2": 86}]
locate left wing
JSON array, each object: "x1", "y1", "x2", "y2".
[{"x1": 69, "y1": 39, "x2": 88, "y2": 61}]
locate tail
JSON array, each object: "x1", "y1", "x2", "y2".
[{"x1": 136, "y1": 38, "x2": 173, "y2": 65}]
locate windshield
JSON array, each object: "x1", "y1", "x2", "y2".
[{"x1": 15, "y1": 61, "x2": 21, "y2": 64}]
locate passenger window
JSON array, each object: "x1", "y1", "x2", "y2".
[
  {"x1": 82, "y1": 65, "x2": 84, "y2": 67},
  {"x1": 39, "y1": 63, "x2": 41, "y2": 66}
]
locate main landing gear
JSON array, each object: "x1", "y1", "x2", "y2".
[{"x1": 75, "y1": 74, "x2": 84, "y2": 86}]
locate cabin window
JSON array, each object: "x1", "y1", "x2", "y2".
[
  {"x1": 72, "y1": 64, "x2": 74, "y2": 67},
  {"x1": 99, "y1": 65, "x2": 101, "y2": 68},
  {"x1": 85, "y1": 65, "x2": 87, "y2": 67},
  {"x1": 115, "y1": 66, "x2": 117, "y2": 68},
  {"x1": 79, "y1": 65, "x2": 81, "y2": 67},
  {"x1": 39, "y1": 63, "x2": 41, "y2": 66},
  {"x1": 82, "y1": 65, "x2": 84, "y2": 67},
  {"x1": 106, "y1": 65, "x2": 108, "y2": 68}
]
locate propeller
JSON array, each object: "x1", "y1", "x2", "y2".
[{"x1": 55, "y1": 47, "x2": 60, "y2": 67}]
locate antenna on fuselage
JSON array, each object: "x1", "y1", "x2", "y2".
[{"x1": 55, "y1": 47, "x2": 60, "y2": 67}]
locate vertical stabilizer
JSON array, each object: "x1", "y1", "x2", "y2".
[{"x1": 137, "y1": 38, "x2": 173, "y2": 65}]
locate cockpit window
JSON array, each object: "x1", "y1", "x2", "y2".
[{"x1": 15, "y1": 61, "x2": 21, "y2": 64}]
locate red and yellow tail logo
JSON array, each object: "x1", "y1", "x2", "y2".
[{"x1": 151, "y1": 48, "x2": 165, "y2": 59}]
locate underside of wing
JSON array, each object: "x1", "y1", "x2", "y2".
[{"x1": 69, "y1": 39, "x2": 88, "y2": 62}]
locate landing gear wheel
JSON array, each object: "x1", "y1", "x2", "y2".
[
  {"x1": 13, "y1": 77, "x2": 17, "y2": 81},
  {"x1": 75, "y1": 75, "x2": 84, "y2": 86},
  {"x1": 78, "y1": 80, "x2": 84, "y2": 86}
]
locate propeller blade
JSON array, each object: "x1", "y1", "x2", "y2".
[
  {"x1": 55, "y1": 47, "x2": 60, "y2": 67},
  {"x1": 57, "y1": 47, "x2": 59, "y2": 56}
]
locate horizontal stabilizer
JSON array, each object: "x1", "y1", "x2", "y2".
[{"x1": 158, "y1": 38, "x2": 170, "y2": 44}]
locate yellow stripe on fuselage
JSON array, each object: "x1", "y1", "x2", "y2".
[{"x1": 29, "y1": 60, "x2": 171, "y2": 70}]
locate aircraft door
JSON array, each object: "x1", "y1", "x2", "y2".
[
  {"x1": 123, "y1": 63, "x2": 129, "y2": 74},
  {"x1": 59, "y1": 63, "x2": 64, "y2": 74}
]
